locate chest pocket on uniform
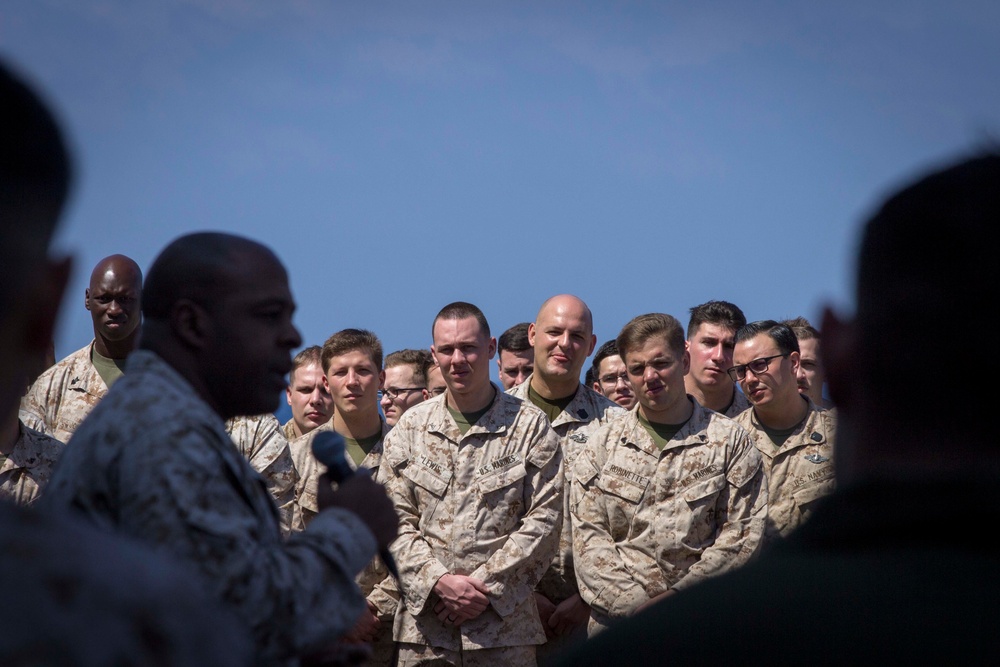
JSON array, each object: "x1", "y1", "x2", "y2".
[
  {"x1": 596, "y1": 468, "x2": 649, "y2": 540},
  {"x1": 477, "y1": 462, "x2": 527, "y2": 535},
  {"x1": 401, "y1": 461, "x2": 452, "y2": 510},
  {"x1": 681, "y1": 474, "x2": 727, "y2": 507}
]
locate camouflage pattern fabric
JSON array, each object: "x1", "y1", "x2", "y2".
[
  {"x1": 0, "y1": 420, "x2": 65, "y2": 506},
  {"x1": 379, "y1": 389, "x2": 564, "y2": 651},
  {"x1": 571, "y1": 398, "x2": 767, "y2": 635},
  {"x1": 735, "y1": 397, "x2": 836, "y2": 544},
  {"x1": 20, "y1": 341, "x2": 106, "y2": 443},
  {"x1": 39, "y1": 350, "x2": 377, "y2": 666}
]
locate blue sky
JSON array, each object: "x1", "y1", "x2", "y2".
[{"x1": 4, "y1": 1, "x2": 998, "y2": 397}]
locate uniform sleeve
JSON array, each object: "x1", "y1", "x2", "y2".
[
  {"x1": 122, "y1": 428, "x2": 376, "y2": 663},
  {"x1": 670, "y1": 431, "x2": 767, "y2": 591},
  {"x1": 570, "y1": 430, "x2": 651, "y2": 618},
  {"x1": 469, "y1": 419, "x2": 565, "y2": 617},
  {"x1": 379, "y1": 429, "x2": 451, "y2": 616}
]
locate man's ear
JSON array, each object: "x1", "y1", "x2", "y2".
[
  {"x1": 172, "y1": 299, "x2": 211, "y2": 349},
  {"x1": 820, "y1": 305, "x2": 854, "y2": 408}
]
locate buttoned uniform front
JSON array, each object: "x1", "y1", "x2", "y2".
[
  {"x1": 0, "y1": 421, "x2": 65, "y2": 505},
  {"x1": 507, "y1": 376, "x2": 625, "y2": 605},
  {"x1": 39, "y1": 350, "x2": 378, "y2": 667},
  {"x1": 226, "y1": 412, "x2": 299, "y2": 536},
  {"x1": 571, "y1": 397, "x2": 767, "y2": 635},
  {"x1": 19, "y1": 341, "x2": 106, "y2": 443},
  {"x1": 289, "y1": 418, "x2": 398, "y2": 667},
  {"x1": 734, "y1": 397, "x2": 836, "y2": 545},
  {"x1": 379, "y1": 388, "x2": 564, "y2": 653}
]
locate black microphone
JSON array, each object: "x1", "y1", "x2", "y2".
[{"x1": 311, "y1": 430, "x2": 399, "y2": 580}]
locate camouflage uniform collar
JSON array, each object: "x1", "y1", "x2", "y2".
[
  {"x1": 428, "y1": 383, "x2": 514, "y2": 442},
  {"x1": 509, "y1": 374, "x2": 620, "y2": 427}
]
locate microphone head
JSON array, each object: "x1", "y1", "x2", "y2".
[{"x1": 311, "y1": 430, "x2": 347, "y2": 469}]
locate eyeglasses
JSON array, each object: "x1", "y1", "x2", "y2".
[
  {"x1": 427, "y1": 387, "x2": 446, "y2": 396},
  {"x1": 599, "y1": 373, "x2": 629, "y2": 386},
  {"x1": 379, "y1": 387, "x2": 425, "y2": 400},
  {"x1": 727, "y1": 353, "x2": 789, "y2": 382}
]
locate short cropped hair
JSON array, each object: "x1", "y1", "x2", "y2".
[
  {"x1": 616, "y1": 313, "x2": 686, "y2": 360},
  {"x1": 590, "y1": 339, "x2": 623, "y2": 381},
  {"x1": 432, "y1": 302, "x2": 490, "y2": 338},
  {"x1": 498, "y1": 322, "x2": 531, "y2": 354},
  {"x1": 734, "y1": 320, "x2": 800, "y2": 356},
  {"x1": 384, "y1": 348, "x2": 432, "y2": 385},
  {"x1": 321, "y1": 329, "x2": 383, "y2": 374},
  {"x1": 687, "y1": 301, "x2": 747, "y2": 339},
  {"x1": 781, "y1": 316, "x2": 820, "y2": 341},
  {"x1": 291, "y1": 345, "x2": 323, "y2": 373}
]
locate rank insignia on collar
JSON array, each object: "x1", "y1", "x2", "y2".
[
  {"x1": 576, "y1": 409, "x2": 589, "y2": 419},
  {"x1": 569, "y1": 433, "x2": 588, "y2": 443},
  {"x1": 810, "y1": 432, "x2": 823, "y2": 442},
  {"x1": 804, "y1": 453, "x2": 829, "y2": 464}
]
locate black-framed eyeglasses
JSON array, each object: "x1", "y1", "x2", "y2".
[
  {"x1": 727, "y1": 353, "x2": 789, "y2": 382},
  {"x1": 379, "y1": 387, "x2": 425, "y2": 400}
]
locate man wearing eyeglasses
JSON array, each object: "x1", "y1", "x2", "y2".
[
  {"x1": 571, "y1": 312, "x2": 766, "y2": 636},
  {"x1": 380, "y1": 348, "x2": 432, "y2": 427},
  {"x1": 590, "y1": 339, "x2": 636, "y2": 410},
  {"x1": 730, "y1": 320, "x2": 836, "y2": 545},
  {"x1": 288, "y1": 328, "x2": 398, "y2": 666},
  {"x1": 684, "y1": 300, "x2": 751, "y2": 417},
  {"x1": 508, "y1": 294, "x2": 626, "y2": 663}
]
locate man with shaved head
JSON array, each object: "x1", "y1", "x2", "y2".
[
  {"x1": 20, "y1": 253, "x2": 143, "y2": 442},
  {"x1": 42, "y1": 231, "x2": 399, "y2": 665},
  {"x1": 507, "y1": 294, "x2": 625, "y2": 663}
]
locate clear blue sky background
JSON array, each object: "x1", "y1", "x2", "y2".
[{"x1": 4, "y1": 1, "x2": 998, "y2": 401}]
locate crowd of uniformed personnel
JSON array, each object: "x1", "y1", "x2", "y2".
[
  {"x1": 11, "y1": 236, "x2": 837, "y2": 667},
  {"x1": 10, "y1": 55, "x2": 999, "y2": 667}
]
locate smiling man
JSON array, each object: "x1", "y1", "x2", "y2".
[
  {"x1": 571, "y1": 313, "x2": 766, "y2": 635},
  {"x1": 380, "y1": 301, "x2": 564, "y2": 667},
  {"x1": 508, "y1": 294, "x2": 625, "y2": 662},
  {"x1": 731, "y1": 320, "x2": 836, "y2": 545},
  {"x1": 20, "y1": 254, "x2": 142, "y2": 442}
]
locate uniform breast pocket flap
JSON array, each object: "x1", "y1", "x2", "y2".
[
  {"x1": 596, "y1": 471, "x2": 648, "y2": 504},
  {"x1": 682, "y1": 474, "x2": 727, "y2": 506},
  {"x1": 477, "y1": 462, "x2": 527, "y2": 494},
  {"x1": 401, "y1": 462, "x2": 452, "y2": 499}
]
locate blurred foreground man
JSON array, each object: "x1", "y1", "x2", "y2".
[
  {"x1": 41, "y1": 231, "x2": 399, "y2": 666},
  {"x1": 380, "y1": 302, "x2": 564, "y2": 666},
  {"x1": 21, "y1": 253, "x2": 143, "y2": 442},
  {"x1": 1, "y1": 59, "x2": 251, "y2": 666},
  {"x1": 557, "y1": 151, "x2": 1000, "y2": 665}
]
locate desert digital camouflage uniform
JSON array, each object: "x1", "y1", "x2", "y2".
[
  {"x1": 571, "y1": 398, "x2": 767, "y2": 636},
  {"x1": 379, "y1": 389, "x2": 564, "y2": 660},
  {"x1": 508, "y1": 376, "x2": 625, "y2": 656},
  {"x1": 225, "y1": 412, "x2": 298, "y2": 536},
  {"x1": 735, "y1": 397, "x2": 836, "y2": 545},
  {"x1": 289, "y1": 418, "x2": 398, "y2": 667},
  {"x1": 281, "y1": 417, "x2": 297, "y2": 441},
  {"x1": 0, "y1": 421, "x2": 65, "y2": 505},
  {"x1": 19, "y1": 341, "x2": 107, "y2": 443},
  {"x1": 39, "y1": 350, "x2": 378, "y2": 666},
  {"x1": 723, "y1": 387, "x2": 752, "y2": 418}
]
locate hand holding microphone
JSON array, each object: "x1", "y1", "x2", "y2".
[{"x1": 311, "y1": 430, "x2": 400, "y2": 580}]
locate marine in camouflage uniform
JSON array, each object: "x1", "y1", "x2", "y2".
[
  {"x1": 734, "y1": 397, "x2": 835, "y2": 543},
  {"x1": 19, "y1": 341, "x2": 108, "y2": 443},
  {"x1": 508, "y1": 374, "x2": 624, "y2": 658},
  {"x1": 225, "y1": 412, "x2": 299, "y2": 536},
  {"x1": 379, "y1": 389, "x2": 564, "y2": 663},
  {"x1": 290, "y1": 419, "x2": 398, "y2": 666},
  {"x1": 40, "y1": 350, "x2": 378, "y2": 666},
  {"x1": 0, "y1": 420, "x2": 65, "y2": 506},
  {"x1": 571, "y1": 399, "x2": 766, "y2": 635}
]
